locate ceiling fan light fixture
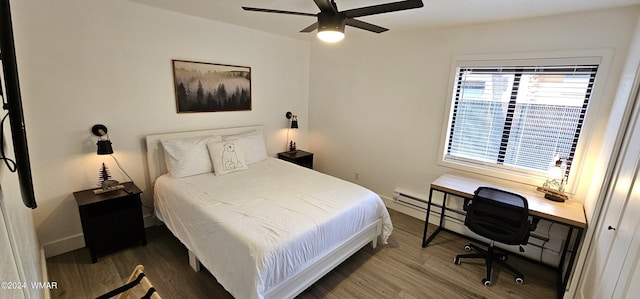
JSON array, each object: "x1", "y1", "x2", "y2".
[
  {"x1": 317, "y1": 12, "x2": 345, "y2": 43},
  {"x1": 317, "y1": 30, "x2": 344, "y2": 43},
  {"x1": 243, "y1": 1, "x2": 425, "y2": 41}
]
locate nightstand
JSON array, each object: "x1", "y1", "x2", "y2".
[
  {"x1": 73, "y1": 182, "x2": 146, "y2": 263},
  {"x1": 277, "y1": 150, "x2": 314, "y2": 169}
]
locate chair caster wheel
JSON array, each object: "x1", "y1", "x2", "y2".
[
  {"x1": 454, "y1": 257, "x2": 461, "y2": 265},
  {"x1": 499, "y1": 255, "x2": 507, "y2": 261},
  {"x1": 515, "y1": 277, "x2": 524, "y2": 284},
  {"x1": 482, "y1": 278, "x2": 491, "y2": 286},
  {"x1": 464, "y1": 245, "x2": 472, "y2": 252}
]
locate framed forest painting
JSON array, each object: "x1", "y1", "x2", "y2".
[{"x1": 172, "y1": 60, "x2": 251, "y2": 113}]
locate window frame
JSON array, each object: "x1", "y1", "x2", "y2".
[{"x1": 438, "y1": 50, "x2": 612, "y2": 194}]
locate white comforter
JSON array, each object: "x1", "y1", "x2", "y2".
[{"x1": 154, "y1": 157, "x2": 393, "y2": 299}]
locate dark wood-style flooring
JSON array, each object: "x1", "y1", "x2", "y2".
[{"x1": 46, "y1": 209, "x2": 556, "y2": 298}]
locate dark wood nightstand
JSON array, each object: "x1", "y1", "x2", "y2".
[
  {"x1": 73, "y1": 182, "x2": 146, "y2": 263},
  {"x1": 277, "y1": 150, "x2": 314, "y2": 169}
]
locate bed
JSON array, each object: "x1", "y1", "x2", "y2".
[{"x1": 145, "y1": 125, "x2": 393, "y2": 299}]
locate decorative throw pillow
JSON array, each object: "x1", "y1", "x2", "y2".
[
  {"x1": 207, "y1": 140, "x2": 249, "y2": 176},
  {"x1": 160, "y1": 135, "x2": 222, "y2": 178},
  {"x1": 222, "y1": 130, "x2": 268, "y2": 165}
]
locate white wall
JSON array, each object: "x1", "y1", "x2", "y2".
[
  {"x1": 12, "y1": 0, "x2": 310, "y2": 256},
  {"x1": 0, "y1": 131, "x2": 44, "y2": 298},
  {"x1": 571, "y1": 16, "x2": 640, "y2": 298},
  {"x1": 308, "y1": 7, "x2": 640, "y2": 223}
]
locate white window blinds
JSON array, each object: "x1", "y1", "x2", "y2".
[{"x1": 445, "y1": 65, "x2": 598, "y2": 178}]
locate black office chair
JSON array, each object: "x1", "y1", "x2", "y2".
[{"x1": 454, "y1": 186, "x2": 538, "y2": 286}]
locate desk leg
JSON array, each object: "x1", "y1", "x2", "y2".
[
  {"x1": 421, "y1": 188, "x2": 434, "y2": 247},
  {"x1": 557, "y1": 226, "x2": 583, "y2": 298},
  {"x1": 564, "y1": 228, "x2": 583, "y2": 286},
  {"x1": 438, "y1": 194, "x2": 447, "y2": 228},
  {"x1": 556, "y1": 226, "x2": 572, "y2": 299},
  {"x1": 422, "y1": 188, "x2": 446, "y2": 247},
  {"x1": 556, "y1": 225, "x2": 583, "y2": 299}
]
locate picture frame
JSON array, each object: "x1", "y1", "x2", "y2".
[{"x1": 172, "y1": 60, "x2": 251, "y2": 113}]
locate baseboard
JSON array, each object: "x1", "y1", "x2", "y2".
[
  {"x1": 42, "y1": 233, "x2": 85, "y2": 258},
  {"x1": 143, "y1": 213, "x2": 157, "y2": 228},
  {"x1": 43, "y1": 214, "x2": 157, "y2": 258},
  {"x1": 41, "y1": 246, "x2": 51, "y2": 299}
]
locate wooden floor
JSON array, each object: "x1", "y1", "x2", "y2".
[{"x1": 46, "y1": 209, "x2": 556, "y2": 298}]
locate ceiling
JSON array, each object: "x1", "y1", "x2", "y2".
[{"x1": 129, "y1": 0, "x2": 640, "y2": 41}]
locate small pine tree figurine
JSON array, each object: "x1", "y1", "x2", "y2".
[{"x1": 97, "y1": 163, "x2": 112, "y2": 187}]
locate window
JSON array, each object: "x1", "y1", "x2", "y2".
[{"x1": 444, "y1": 64, "x2": 598, "y2": 182}]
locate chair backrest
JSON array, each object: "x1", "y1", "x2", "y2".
[{"x1": 465, "y1": 187, "x2": 531, "y2": 245}]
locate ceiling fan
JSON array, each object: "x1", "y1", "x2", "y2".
[{"x1": 242, "y1": 0, "x2": 424, "y2": 43}]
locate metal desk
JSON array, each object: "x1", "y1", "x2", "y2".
[{"x1": 421, "y1": 173, "x2": 587, "y2": 298}]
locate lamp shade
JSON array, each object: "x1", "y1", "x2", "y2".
[
  {"x1": 97, "y1": 140, "x2": 113, "y2": 155},
  {"x1": 286, "y1": 111, "x2": 299, "y2": 129}
]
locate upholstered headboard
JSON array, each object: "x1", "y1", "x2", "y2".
[{"x1": 145, "y1": 125, "x2": 263, "y2": 184}]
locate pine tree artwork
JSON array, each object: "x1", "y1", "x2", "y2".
[
  {"x1": 97, "y1": 163, "x2": 112, "y2": 187},
  {"x1": 172, "y1": 60, "x2": 251, "y2": 113}
]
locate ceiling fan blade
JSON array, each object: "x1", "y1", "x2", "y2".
[
  {"x1": 343, "y1": 0, "x2": 423, "y2": 18},
  {"x1": 345, "y1": 19, "x2": 388, "y2": 33},
  {"x1": 313, "y1": 0, "x2": 338, "y2": 13},
  {"x1": 300, "y1": 22, "x2": 319, "y2": 33},
  {"x1": 242, "y1": 6, "x2": 316, "y2": 17}
]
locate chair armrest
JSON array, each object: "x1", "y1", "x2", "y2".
[
  {"x1": 529, "y1": 216, "x2": 541, "y2": 231},
  {"x1": 463, "y1": 198, "x2": 471, "y2": 211}
]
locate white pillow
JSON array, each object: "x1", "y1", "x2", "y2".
[
  {"x1": 222, "y1": 130, "x2": 268, "y2": 165},
  {"x1": 161, "y1": 135, "x2": 222, "y2": 178},
  {"x1": 207, "y1": 140, "x2": 248, "y2": 175}
]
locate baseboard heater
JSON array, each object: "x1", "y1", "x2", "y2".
[
  {"x1": 392, "y1": 189, "x2": 464, "y2": 217},
  {"x1": 393, "y1": 190, "x2": 429, "y2": 211}
]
